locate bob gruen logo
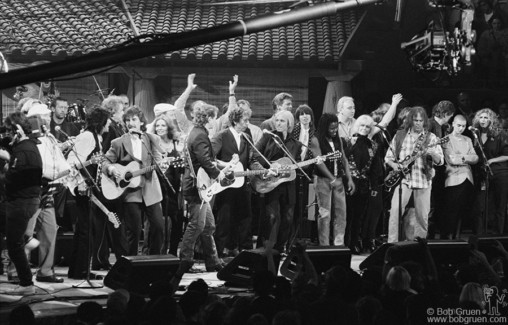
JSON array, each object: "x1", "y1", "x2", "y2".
[{"x1": 483, "y1": 285, "x2": 508, "y2": 316}]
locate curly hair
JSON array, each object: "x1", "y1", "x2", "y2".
[
  {"x1": 151, "y1": 115, "x2": 177, "y2": 139},
  {"x1": 5, "y1": 111, "x2": 32, "y2": 135},
  {"x1": 432, "y1": 100, "x2": 456, "y2": 118},
  {"x1": 403, "y1": 106, "x2": 429, "y2": 132},
  {"x1": 101, "y1": 95, "x2": 124, "y2": 115},
  {"x1": 192, "y1": 103, "x2": 218, "y2": 127},
  {"x1": 85, "y1": 106, "x2": 110, "y2": 134},
  {"x1": 317, "y1": 113, "x2": 338, "y2": 148},
  {"x1": 472, "y1": 108, "x2": 501, "y2": 136},
  {"x1": 123, "y1": 106, "x2": 147, "y2": 132},
  {"x1": 228, "y1": 106, "x2": 247, "y2": 127}
]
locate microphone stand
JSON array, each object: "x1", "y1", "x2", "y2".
[
  {"x1": 140, "y1": 133, "x2": 176, "y2": 254},
  {"x1": 270, "y1": 133, "x2": 311, "y2": 182},
  {"x1": 241, "y1": 132, "x2": 271, "y2": 167},
  {"x1": 471, "y1": 130, "x2": 492, "y2": 235},
  {"x1": 67, "y1": 136, "x2": 103, "y2": 289}
]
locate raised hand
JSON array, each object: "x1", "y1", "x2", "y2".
[
  {"x1": 187, "y1": 73, "x2": 197, "y2": 90},
  {"x1": 392, "y1": 93, "x2": 403, "y2": 106},
  {"x1": 229, "y1": 75, "x2": 239, "y2": 94}
]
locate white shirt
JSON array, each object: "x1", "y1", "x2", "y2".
[
  {"x1": 67, "y1": 131, "x2": 102, "y2": 167},
  {"x1": 229, "y1": 126, "x2": 242, "y2": 151},
  {"x1": 299, "y1": 127, "x2": 309, "y2": 161},
  {"x1": 38, "y1": 133, "x2": 71, "y2": 180},
  {"x1": 131, "y1": 134, "x2": 142, "y2": 160}
]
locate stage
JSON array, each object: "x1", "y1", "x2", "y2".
[{"x1": 0, "y1": 250, "x2": 367, "y2": 324}]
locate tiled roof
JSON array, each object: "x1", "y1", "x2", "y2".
[{"x1": 0, "y1": 0, "x2": 364, "y2": 64}]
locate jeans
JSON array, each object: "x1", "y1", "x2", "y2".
[
  {"x1": 26, "y1": 205, "x2": 58, "y2": 277},
  {"x1": 180, "y1": 196, "x2": 221, "y2": 268},
  {"x1": 6, "y1": 197, "x2": 40, "y2": 286},
  {"x1": 388, "y1": 183, "x2": 431, "y2": 243},
  {"x1": 315, "y1": 176, "x2": 347, "y2": 246}
]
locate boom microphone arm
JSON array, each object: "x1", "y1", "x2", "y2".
[{"x1": 0, "y1": 0, "x2": 382, "y2": 90}]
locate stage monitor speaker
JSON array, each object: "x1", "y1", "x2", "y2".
[
  {"x1": 30, "y1": 233, "x2": 73, "y2": 266},
  {"x1": 104, "y1": 255, "x2": 180, "y2": 296},
  {"x1": 217, "y1": 248, "x2": 281, "y2": 287},
  {"x1": 280, "y1": 246, "x2": 352, "y2": 280},
  {"x1": 477, "y1": 236, "x2": 508, "y2": 261},
  {"x1": 359, "y1": 240, "x2": 471, "y2": 272}
]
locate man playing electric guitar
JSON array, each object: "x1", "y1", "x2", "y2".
[
  {"x1": 211, "y1": 104, "x2": 264, "y2": 258},
  {"x1": 385, "y1": 107, "x2": 444, "y2": 243},
  {"x1": 66, "y1": 107, "x2": 113, "y2": 279},
  {"x1": 102, "y1": 106, "x2": 165, "y2": 257},
  {"x1": 180, "y1": 102, "x2": 231, "y2": 273}
]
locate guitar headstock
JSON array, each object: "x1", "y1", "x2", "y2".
[
  {"x1": 437, "y1": 136, "x2": 450, "y2": 145},
  {"x1": 108, "y1": 212, "x2": 121, "y2": 228},
  {"x1": 164, "y1": 157, "x2": 187, "y2": 168},
  {"x1": 325, "y1": 150, "x2": 342, "y2": 161},
  {"x1": 89, "y1": 153, "x2": 104, "y2": 165}
]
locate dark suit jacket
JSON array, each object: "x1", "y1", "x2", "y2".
[
  {"x1": 102, "y1": 132, "x2": 162, "y2": 206},
  {"x1": 182, "y1": 126, "x2": 220, "y2": 197},
  {"x1": 102, "y1": 119, "x2": 126, "y2": 153},
  {"x1": 211, "y1": 128, "x2": 260, "y2": 167}
]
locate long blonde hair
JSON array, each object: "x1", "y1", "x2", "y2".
[{"x1": 472, "y1": 108, "x2": 501, "y2": 136}]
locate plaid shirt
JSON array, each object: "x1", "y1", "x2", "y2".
[{"x1": 385, "y1": 130, "x2": 443, "y2": 189}]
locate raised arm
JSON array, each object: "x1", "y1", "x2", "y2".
[
  {"x1": 174, "y1": 73, "x2": 197, "y2": 112},
  {"x1": 370, "y1": 93, "x2": 403, "y2": 138}
]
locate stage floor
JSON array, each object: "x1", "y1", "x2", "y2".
[{"x1": 0, "y1": 252, "x2": 367, "y2": 324}]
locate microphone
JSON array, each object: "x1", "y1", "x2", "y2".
[
  {"x1": 373, "y1": 123, "x2": 388, "y2": 131},
  {"x1": 55, "y1": 126, "x2": 70, "y2": 139},
  {"x1": 129, "y1": 129, "x2": 143, "y2": 136},
  {"x1": 263, "y1": 129, "x2": 280, "y2": 139}
]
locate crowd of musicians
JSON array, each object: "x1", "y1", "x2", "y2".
[{"x1": 1, "y1": 74, "x2": 507, "y2": 295}]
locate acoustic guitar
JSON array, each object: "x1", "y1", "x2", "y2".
[
  {"x1": 101, "y1": 157, "x2": 186, "y2": 200},
  {"x1": 250, "y1": 150, "x2": 342, "y2": 194}
]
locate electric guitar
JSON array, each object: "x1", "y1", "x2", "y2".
[
  {"x1": 196, "y1": 154, "x2": 239, "y2": 202},
  {"x1": 384, "y1": 136, "x2": 449, "y2": 191},
  {"x1": 250, "y1": 150, "x2": 342, "y2": 194},
  {"x1": 49, "y1": 153, "x2": 104, "y2": 192},
  {"x1": 90, "y1": 193, "x2": 121, "y2": 228},
  {"x1": 101, "y1": 157, "x2": 186, "y2": 200}
]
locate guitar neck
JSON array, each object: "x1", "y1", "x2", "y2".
[
  {"x1": 293, "y1": 157, "x2": 320, "y2": 169},
  {"x1": 90, "y1": 194, "x2": 110, "y2": 216},
  {"x1": 131, "y1": 164, "x2": 157, "y2": 178},
  {"x1": 234, "y1": 169, "x2": 268, "y2": 177},
  {"x1": 403, "y1": 137, "x2": 447, "y2": 167}
]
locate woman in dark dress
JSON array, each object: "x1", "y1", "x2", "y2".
[{"x1": 471, "y1": 108, "x2": 508, "y2": 235}]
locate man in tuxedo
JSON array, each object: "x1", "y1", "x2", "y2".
[
  {"x1": 211, "y1": 106, "x2": 263, "y2": 257},
  {"x1": 102, "y1": 106, "x2": 164, "y2": 256}
]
